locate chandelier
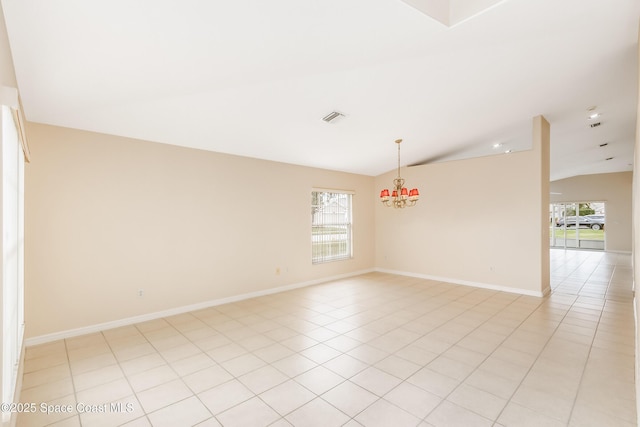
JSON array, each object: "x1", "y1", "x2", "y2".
[{"x1": 379, "y1": 139, "x2": 419, "y2": 208}]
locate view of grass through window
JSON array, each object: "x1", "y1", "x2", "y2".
[
  {"x1": 550, "y1": 202, "x2": 605, "y2": 250},
  {"x1": 552, "y1": 229, "x2": 604, "y2": 240}
]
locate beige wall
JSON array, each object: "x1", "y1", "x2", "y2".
[
  {"x1": 374, "y1": 117, "x2": 550, "y2": 296},
  {"x1": 24, "y1": 123, "x2": 375, "y2": 338},
  {"x1": 24, "y1": 118, "x2": 553, "y2": 338},
  {"x1": 550, "y1": 172, "x2": 632, "y2": 252}
]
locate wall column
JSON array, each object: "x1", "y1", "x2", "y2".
[
  {"x1": 632, "y1": 21, "x2": 640, "y2": 427},
  {"x1": 533, "y1": 115, "x2": 551, "y2": 295}
]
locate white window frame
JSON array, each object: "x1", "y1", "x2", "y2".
[{"x1": 311, "y1": 189, "x2": 353, "y2": 264}]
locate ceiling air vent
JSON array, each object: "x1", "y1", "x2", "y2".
[
  {"x1": 590, "y1": 122, "x2": 601, "y2": 128},
  {"x1": 322, "y1": 111, "x2": 344, "y2": 123}
]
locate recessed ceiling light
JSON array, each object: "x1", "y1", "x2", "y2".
[
  {"x1": 492, "y1": 143, "x2": 502, "y2": 149},
  {"x1": 586, "y1": 106, "x2": 601, "y2": 120},
  {"x1": 504, "y1": 149, "x2": 512, "y2": 154}
]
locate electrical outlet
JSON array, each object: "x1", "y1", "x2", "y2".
[{"x1": 138, "y1": 289, "x2": 144, "y2": 297}]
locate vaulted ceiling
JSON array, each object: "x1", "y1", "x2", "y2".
[{"x1": 1, "y1": 0, "x2": 638, "y2": 180}]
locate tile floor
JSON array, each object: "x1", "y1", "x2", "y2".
[{"x1": 17, "y1": 249, "x2": 636, "y2": 426}]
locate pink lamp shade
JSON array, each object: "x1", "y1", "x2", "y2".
[
  {"x1": 391, "y1": 190, "x2": 398, "y2": 198},
  {"x1": 400, "y1": 188, "x2": 408, "y2": 196},
  {"x1": 409, "y1": 188, "x2": 419, "y2": 197},
  {"x1": 380, "y1": 189, "x2": 390, "y2": 198}
]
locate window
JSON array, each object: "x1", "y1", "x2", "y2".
[
  {"x1": 311, "y1": 190, "x2": 353, "y2": 264},
  {"x1": 549, "y1": 202, "x2": 605, "y2": 250}
]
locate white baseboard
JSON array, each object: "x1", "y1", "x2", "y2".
[
  {"x1": 374, "y1": 268, "x2": 547, "y2": 298},
  {"x1": 25, "y1": 267, "x2": 551, "y2": 346},
  {"x1": 25, "y1": 268, "x2": 375, "y2": 347}
]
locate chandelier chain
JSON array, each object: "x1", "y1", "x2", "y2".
[{"x1": 397, "y1": 140, "x2": 401, "y2": 178}]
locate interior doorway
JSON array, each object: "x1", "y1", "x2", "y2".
[{"x1": 550, "y1": 202, "x2": 605, "y2": 250}]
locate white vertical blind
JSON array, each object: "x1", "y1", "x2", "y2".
[{"x1": 2, "y1": 105, "x2": 25, "y2": 413}]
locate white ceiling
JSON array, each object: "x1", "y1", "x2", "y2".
[{"x1": 1, "y1": 0, "x2": 638, "y2": 180}]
